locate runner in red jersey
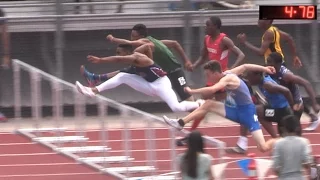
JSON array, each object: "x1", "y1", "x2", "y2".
[
  {"x1": 193, "y1": 16, "x2": 245, "y2": 89},
  {"x1": 176, "y1": 16, "x2": 245, "y2": 146}
]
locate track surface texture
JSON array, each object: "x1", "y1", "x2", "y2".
[{"x1": 1, "y1": 113, "x2": 317, "y2": 180}]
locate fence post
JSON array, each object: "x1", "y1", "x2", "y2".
[
  {"x1": 182, "y1": 0, "x2": 193, "y2": 85},
  {"x1": 55, "y1": 0, "x2": 64, "y2": 79},
  {"x1": 310, "y1": 0, "x2": 319, "y2": 91}
]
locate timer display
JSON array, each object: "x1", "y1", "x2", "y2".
[{"x1": 259, "y1": 5, "x2": 317, "y2": 20}]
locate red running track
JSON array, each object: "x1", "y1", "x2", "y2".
[
  {"x1": 4, "y1": 123, "x2": 318, "y2": 179},
  {"x1": 0, "y1": 133, "x2": 117, "y2": 180}
]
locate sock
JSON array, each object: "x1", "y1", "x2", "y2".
[
  {"x1": 178, "y1": 119, "x2": 185, "y2": 127},
  {"x1": 236, "y1": 136, "x2": 248, "y2": 151},
  {"x1": 190, "y1": 117, "x2": 204, "y2": 131},
  {"x1": 98, "y1": 74, "x2": 109, "y2": 82}
]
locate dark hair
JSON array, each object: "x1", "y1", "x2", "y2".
[
  {"x1": 118, "y1": 44, "x2": 133, "y2": 52},
  {"x1": 132, "y1": 24, "x2": 148, "y2": 37},
  {"x1": 204, "y1": 60, "x2": 222, "y2": 73},
  {"x1": 268, "y1": 52, "x2": 283, "y2": 64},
  {"x1": 183, "y1": 131, "x2": 205, "y2": 178},
  {"x1": 210, "y1": 16, "x2": 222, "y2": 29},
  {"x1": 281, "y1": 115, "x2": 298, "y2": 133}
]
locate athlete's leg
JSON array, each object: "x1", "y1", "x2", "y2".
[
  {"x1": 303, "y1": 105, "x2": 320, "y2": 131},
  {"x1": 152, "y1": 76, "x2": 200, "y2": 112},
  {"x1": 80, "y1": 65, "x2": 114, "y2": 87},
  {"x1": 167, "y1": 68, "x2": 194, "y2": 102},
  {"x1": 251, "y1": 129, "x2": 276, "y2": 152},
  {"x1": 257, "y1": 105, "x2": 278, "y2": 138},
  {"x1": 163, "y1": 99, "x2": 225, "y2": 130},
  {"x1": 237, "y1": 104, "x2": 276, "y2": 153},
  {"x1": 76, "y1": 72, "x2": 154, "y2": 97},
  {"x1": 96, "y1": 73, "x2": 153, "y2": 95}
]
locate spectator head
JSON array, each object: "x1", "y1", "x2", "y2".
[
  {"x1": 281, "y1": 115, "x2": 299, "y2": 135},
  {"x1": 131, "y1": 24, "x2": 148, "y2": 40},
  {"x1": 205, "y1": 16, "x2": 221, "y2": 35},
  {"x1": 182, "y1": 131, "x2": 205, "y2": 178}
]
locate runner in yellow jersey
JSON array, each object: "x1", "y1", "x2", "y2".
[{"x1": 237, "y1": 20, "x2": 302, "y2": 67}]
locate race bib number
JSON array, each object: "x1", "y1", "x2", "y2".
[
  {"x1": 265, "y1": 109, "x2": 275, "y2": 117},
  {"x1": 178, "y1": 77, "x2": 186, "y2": 86}
]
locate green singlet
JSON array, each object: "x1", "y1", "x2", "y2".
[{"x1": 146, "y1": 36, "x2": 181, "y2": 73}]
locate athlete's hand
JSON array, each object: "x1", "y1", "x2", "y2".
[
  {"x1": 184, "y1": 87, "x2": 193, "y2": 94},
  {"x1": 184, "y1": 61, "x2": 193, "y2": 72},
  {"x1": 293, "y1": 56, "x2": 302, "y2": 69},
  {"x1": 264, "y1": 66, "x2": 276, "y2": 74},
  {"x1": 293, "y1": 103, "x2": 303, "y2": 111},
  {"x1": 106, "y1": 34, "x2": 114, "y2": 42},
  {"x1": 87, "y1": 55, "x2": 101, "y2": 64},
  {"x1": 237, "y1": 33, "x2": 247, "y2": 43}
]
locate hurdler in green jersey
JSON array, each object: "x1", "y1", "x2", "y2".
[{"x1": 106, "y1": 24, "x2": 194, "y2": 101}]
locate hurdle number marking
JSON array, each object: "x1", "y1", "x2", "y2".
[
  {"x1": 178, "y1": 77, "x2": 186, "y2": 86},
  {"x1": 265, "y1": 109, "x2": 275, "y2": 117}
]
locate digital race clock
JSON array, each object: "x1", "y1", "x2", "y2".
[{"x1": 259, "y1": 5, "x2": 317, "y2": 20}]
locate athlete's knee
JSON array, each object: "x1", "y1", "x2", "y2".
[
  {"x1": 202, "y1": 100, "x2": 215, "y2": 108},
  {"x1": 170, "y1": 106, "x2": 183, "y2": 112}
]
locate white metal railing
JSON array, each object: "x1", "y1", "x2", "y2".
[{"x1": 12, "y1": 59, "x2": 226, "y2": 180}]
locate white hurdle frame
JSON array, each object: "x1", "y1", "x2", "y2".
[{"x1": 13, "y1": 59, "x2": 226, "y2": 179}]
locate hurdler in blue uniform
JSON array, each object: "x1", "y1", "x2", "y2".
[
  {"x1": 163, "y1": 61, "x2": 278, "y2": 153},
  {"x1": 246, "y1": 71, "x2": 297, "y2": 137}
]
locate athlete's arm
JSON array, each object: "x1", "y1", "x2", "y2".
[
  {"x1": 282, "y1": 73, "x2": 319, "y2": 111},
  {"x1": 222, "y1": 37, "x2": 245, "y2": 68},
  {"x1": 279, "y1": 30, "x2": 302, "y2": 68},
  {"x1": 193, "y1": 39, "x2": 209, "y2": 69},
  {"x1": 186, "y1": 75, "x2": 231, "y2": 95},
  {"x1": 160, "y1": 40, "x2": 192, "y2": 65},
  {"x1": 133, "y1": 43, "x2": 153, "y2": 59},
  {"x1": 228, "y1": 64, "x2": 275, "y2": 75},
  {"x1": 239, "y1": 30, "x2": 273, "y2": 56},
  {"x1": 279, "y1": 31, "x2": 297, "y2": 57},
  {"x1": 263, "y1": 81, "x2": 295, "y2": 107},
  {"x1": 87, "y1": 54, "x2": 137, "y2": 64},
  {"x1": 106, "y1": 34, "x2": 148, "y2": 47}
]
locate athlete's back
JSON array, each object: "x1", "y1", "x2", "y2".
[
  {"x1": 259, "y1": 75, "x2": 289, "y2": 108},
  {"x1": 262, "y1": 26, "x2": 284, "y2": 63},
  {"x1": 146, "y1": 36, "x2": 181, "y2": 72},
  {"x1": 270, "y1": 65, "x2": 302, "y2": 104},
  {"x1": 224, "y1": 73, "x2": 253, "y2": 107}
]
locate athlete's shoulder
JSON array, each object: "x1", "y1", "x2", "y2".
[
  {"x1": 280, "y1": 65, "x2": 291, "y2": 74},
  {"x1": 220, "y1": 32, "x2": 227, "y2": 37}
]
